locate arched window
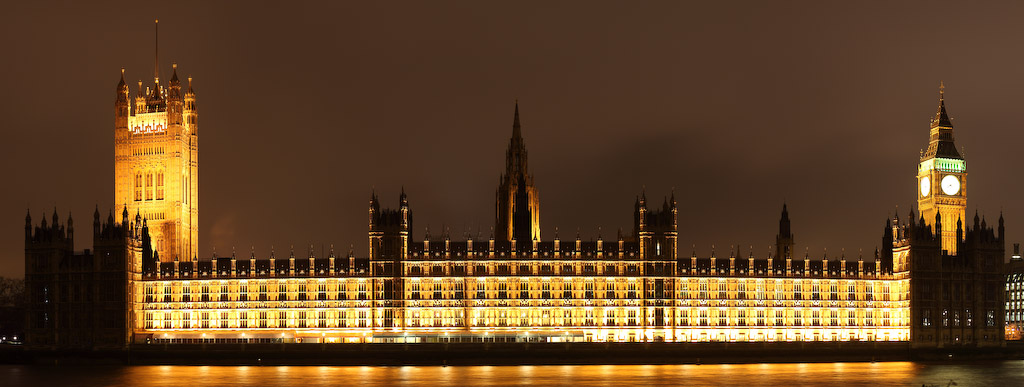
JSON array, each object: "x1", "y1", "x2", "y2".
[
  {"x1": 134, "y1": 172, "x2": 143, "y2": 201},
  {"x1": 146, "y1": 172, "x2": 154, "y2": 200},
  {"x1": 156, "y1": 171, "x2": 165, "y2": 200}
]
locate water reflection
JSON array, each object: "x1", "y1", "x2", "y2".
[{"x1": 3, "y1": 361, "x2": 1024, "y2": 386}]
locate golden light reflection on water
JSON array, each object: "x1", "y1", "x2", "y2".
[{"x1": 4, "y1": 362, "x2": 1024, "y2": 386}]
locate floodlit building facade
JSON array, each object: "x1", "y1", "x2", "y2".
[
  {"x1": 128, "y1": 102, "x2": 937, "y2": 346},
  {"x1": 21, "y1": 32, "x2": 1007, "y2": 349}
]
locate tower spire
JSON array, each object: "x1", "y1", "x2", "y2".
[
  {"x1": 931, "y1": 81, "x2": 952, "y2": 129},
  {"x1": 512, "y1": 99, "x2": 521, "y2": 140},
  {"x1": 154, "y1": 19, "x2": 159, "y2": 84}
]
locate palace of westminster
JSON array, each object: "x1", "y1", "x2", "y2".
[{"x1": 21, "y1": 26, "x2": 1023, "y2": 350}]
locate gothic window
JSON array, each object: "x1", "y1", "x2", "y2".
[
  {"x1": 146, "y1": 172, "x2": 154, "y2": 200},
  {"x1": 134, "y1": 172, "x2": 143, "y2": 201},
  {"x1": 156, "y1": 172, "x2": 165, "y2": 200}
]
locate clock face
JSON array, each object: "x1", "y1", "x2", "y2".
[
  {"x1": 941, "y1": 175, "x2": 960, "y2": 195},
  {"x1": 920, "y1": 176, "x2": 930, "y2": 197}
]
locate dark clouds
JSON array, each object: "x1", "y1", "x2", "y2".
[{"x1": 2, "y1": 1, "x2": 1023, "y2": 277}]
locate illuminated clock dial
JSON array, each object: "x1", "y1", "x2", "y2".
[
  {"x1": 941, "y1": 175, "x2": 960, "y2": 195},
  {"x1": 920, "y1": 176, "x2": 930, "y2": 197}
]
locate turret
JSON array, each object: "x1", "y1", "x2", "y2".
[
  {"x1": 183, "y1": 75, "x2": 197, "y2": 133},
  {"x1": 115, "y1": 68, "x2": 130, "y2": 129},
  {"x1": 368, "y1": 191, "x2": 378, "y2": 231},
  {"x1": 24, "y1": 209, "x2": 31, "y2": 241},
  {"x1": 167, "y1": 63, "x2": 183, "y2": 126},
  {"x1": 134, "y1": 80, "x2": 146, "y2": 114},
  {"x1": 93, "y1": 205, "x2": 101, "y2": 236},
  {"x1": 999, "y1": 212, "x2": 1005, "y2": 241}
]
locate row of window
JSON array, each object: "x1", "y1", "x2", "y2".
[
  {"x1": 134, "y1": 171, "x2": 165, "y2": 201},
  {"x1": 142, "y1": 307, "x2": 906, "y2": 330},
  {"x1": 144, "y1": 279, "x2": 901, "y2": 303},
  {"x1": 921, "y1": 309, "x2": 997, "y2": 327}
]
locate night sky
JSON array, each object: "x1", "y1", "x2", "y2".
[{"x1": 3, "y1": 1, "x2": 1023, "y2": 278}]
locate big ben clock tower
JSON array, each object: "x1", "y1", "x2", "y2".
[{"x1": 917, "y1": 83, "x2": 966, "y2": 255}]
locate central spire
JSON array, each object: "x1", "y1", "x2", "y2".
[
  {"x1": 512, "y1": 100, "x2": 522, "y2": 140},
  {"x1": 496, "y1": 100, "x2": 540, "y2": 245},
  {"x1": 505, "y1": 101, "x2": 528, "y2": 178}
]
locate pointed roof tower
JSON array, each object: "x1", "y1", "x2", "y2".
[
  {"x1": 512, "y1": 100, "x2": 522, "y2": 140},
  {"x1": 923, "y1": 82, "x2": 961, "y2": 159},
  {"x1": 505, "y1": 100, "x2": 528, "y2": 178}
]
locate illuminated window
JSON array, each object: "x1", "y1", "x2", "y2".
[
  {"x1": 410, "y1": 282, "x2": 421, "y2": 300},
  {"x1": 156, "y1": 172, "x2": 164, "y2": 200},
  {"x1": 134, "y1": 173, "x2": 143, "y2": 201}
]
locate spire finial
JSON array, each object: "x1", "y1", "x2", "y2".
[
  {"x1": 154, "y1": 19, "x2": 159, "y2": 83},
  {"x1": 931, "y1": 82, "x2": 952, "y2": 128}
]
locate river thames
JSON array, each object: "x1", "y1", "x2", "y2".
[{"x1": 2, "y1": 361, "x2": 1024, "y2": 386}]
